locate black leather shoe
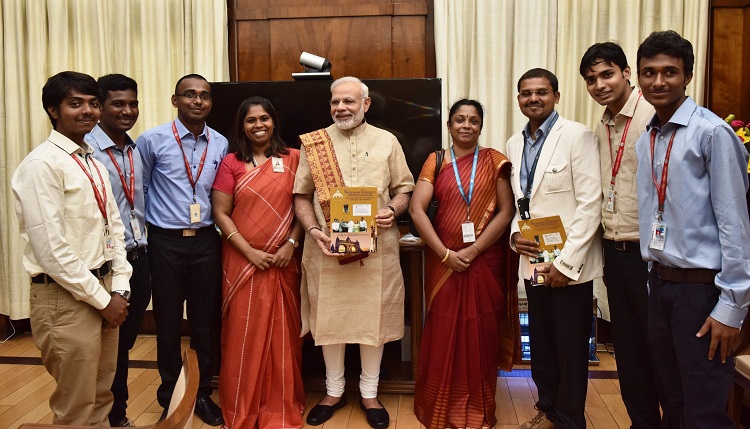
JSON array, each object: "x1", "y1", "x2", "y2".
[
  {"x1": 360, "y1": 398, "x2": 389, "y2": 429},
  {"x1": 195, "y1": 396, "x2": 225, "y2": 426},
  {"x1": 306, "y1": 395, "x2": 348, "y2": 426}
]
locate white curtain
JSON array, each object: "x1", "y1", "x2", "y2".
[
  {"x1": 0, "y1": 0, "x2": 229, "y2": 319},
  {"x1": 435, "y1": 0, "x2": 708, "y2": 152},
  {"x1": 434, "y1": 0, "x2": 709, "y2": 316}
]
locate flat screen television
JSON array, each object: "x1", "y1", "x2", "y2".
[{"x1": 207, "y1": 79, "x2": 442, "y2": 225}]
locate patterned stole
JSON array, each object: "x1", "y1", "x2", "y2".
[
  {"x1": 299, "y1": 128, "x2": 346, "y2": 224},
  {"x1": 300, "y1": 128, "x2": 368, "y2": 265}
]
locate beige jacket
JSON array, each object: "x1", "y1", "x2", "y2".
[{"x1": 507, "y1": 115, "x2": 603, "y2": 284}]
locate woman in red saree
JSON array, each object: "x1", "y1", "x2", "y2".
[
  {"x1": 409, "y1": 99, "x2": 520, "y2": 429},
  {"x1": 212, "y1": 97, "x2": 305, "y2": 429}
]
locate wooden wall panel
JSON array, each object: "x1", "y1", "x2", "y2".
[
  {"x1": 236, "y1": 20, "x2": 271, "y2": 81},
  {"x1": 709, "y1": 0, "x2": 750, "y2": 120},
  {"x1": 268, "y1": 17, "x2": 393, "y2": 80},
  {"x1": 392, "y1": 16, "x2": 426, "y2": 78},
  {"x1": 228, "y1": 0, "x2": 434, "y2": 81}
]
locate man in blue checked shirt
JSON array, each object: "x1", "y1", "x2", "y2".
[{"x1": 87, "y1": 73, "x2": 150, "y2": 428}]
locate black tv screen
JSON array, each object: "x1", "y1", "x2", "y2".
[{"x1": 207, "y1": 78, "x2": 442, "y2": 190}]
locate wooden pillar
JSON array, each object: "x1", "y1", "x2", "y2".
[{"x1": 708, "y1": 0, "x2": 750, "y2": 120}]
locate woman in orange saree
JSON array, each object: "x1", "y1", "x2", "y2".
[
  {"x1": 410, "y1": 99, "x2": 520, "y2": 429},
  {"x1": 212, "y1": 97, "x2": 305, "y2": 429}
]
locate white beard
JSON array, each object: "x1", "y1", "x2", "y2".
[{"x1": 333, "y1": 104, "x2": 366, "y2": 131}]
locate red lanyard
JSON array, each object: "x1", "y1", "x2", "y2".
[
  {"x1": 172, "y1": 122, "x2": 210, "y2": 202},
  {"x1": 105, "y1": 148, "x2": 135, "y2": 210},
  {"x1": 70, "y1": 153, "x2": 109, "y2": 226},
  {"x1": 605, "y1": 92, "x2": 641, "y2": 186},
  {"x1": 649, "y1": 128, "x2": 677, "y2": 220}
]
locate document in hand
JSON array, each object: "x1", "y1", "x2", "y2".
[
  {"x1": 329, "y1": 186, "x2": 378, "y2": 255},
  {"x1": 518, "y1": 215, "x2": 567, "y2": 286}
]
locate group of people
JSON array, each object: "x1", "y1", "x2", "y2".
[{"x1": 10, "y1": 29, "x2": 750, "y2": 429}]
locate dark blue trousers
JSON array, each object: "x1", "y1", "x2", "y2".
[
  {"x1": 526, "y1": 280, "x2": 593, "y2": 429},
  {"x1": 648, "y1": 269, "x2": 735, "y2": 429},
  {"x1": 603, "y1": 240, "x2": 665, "y2": 429},
  {"x1": 148, "y1": 227, "x2": 222, "y2": 409},
  {"x1": 108, "y1": 249, "x2": 151, "y2": 425}
]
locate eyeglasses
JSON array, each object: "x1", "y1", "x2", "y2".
[
  {"x1": 330, "y1": 97, "x2": 360, "y2": 107},
  {"x1": 519, "y1": 89, "x2": 551, "y2": 98},
  {"x1": 176, "y1": 91, "x2": 212, "y2": 101}
]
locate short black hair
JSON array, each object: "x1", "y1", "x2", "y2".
[
  {"x1": 579, "y1": 42, "x2": 629, "y2": 78},
  {"x1": 174, "y1": 73, "x2": 209, "y2": 94},
  {"x1": 447, "y1": 99, "x2": 485, "y2": 130},
  {"x1": 517, "y1": 68, "x2": 559, "y2": 93},
  {"x1": 42, "y1": 71, "x2": 99, "y2": 128},
  {"x1": 97, "y1": 74, "x2": 138, "y2": 103},
  {"x1": 637, "y1": 30, "x2": 694, "y2": 76}
]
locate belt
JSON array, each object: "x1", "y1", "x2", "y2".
[
  {"x1": 127, "y1": 246, "x2": 147, "y2": 261},
  {"x1": 605, "y1": 239, "x2": 640, "y2": 253},
  {"x1": 655, "y1": 263, "x2": 719, "y2": 284},
  {"x1": 32, "y1": 261, "x2": 112, "y2": 284},
  {"x1": 148, "y1": 225, "x2": 215, "y2": 237}
]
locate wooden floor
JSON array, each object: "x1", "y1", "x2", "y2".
[{"x1": 0, "y1": 334, "x2": 629, "y2": 429}]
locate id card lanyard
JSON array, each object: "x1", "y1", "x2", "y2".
[
  {"x1": 70, "y1": 152, "x2": 116, "y2": 260},
  {"x1": 450, "y1": 145, "x2": 479, "y2": 242},
  {"x1": 172, "y1": 122, "x2": 210, "y2": 223},
  {"x1": 517, "y1": 112, "x2": 559, "y2": 220},
  {"x1": 648, "y1": 127, "x2": 677, "y2": 250},
  {"x1": 105, "y1": 148, "x2": 142, "y2": 241},
  {"x1": 604, "y1": 92, "x2": 641, "y2": 212}
]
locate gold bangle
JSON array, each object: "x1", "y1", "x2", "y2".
[
  {"x1": 441, "y1": 249, "x2": 451, "y2": 263},
  {"x1": 225, "y1": 230, "x2": 239, "y2": 241},
  {"x1": 472, "y1": 243, "x2": 480, "y2": 253}
]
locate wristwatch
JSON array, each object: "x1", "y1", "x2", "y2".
[
  {"x1": 112, "y1": 290, "x2": 131, "y2": 301},
  {"x1": 287, "y1": 238, "x2": 299, "y2": 248}
]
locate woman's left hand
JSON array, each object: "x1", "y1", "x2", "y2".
[
  {"x1": 455, "y1": 246, "x2": 478, "y2": 266},
  {"x1": 272, "y1": 241, "x2": 295, "y2": 267}
]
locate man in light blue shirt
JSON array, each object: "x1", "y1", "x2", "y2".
[
  {"x1": 136, "y1": 74, "x2": 228, "y2": 426},
  {"x1": 88, "y1": 73, "x2": 150, "y2": 428},
  {"x1": 636, "y1": 30, "x2": 750, "y2": 429}
]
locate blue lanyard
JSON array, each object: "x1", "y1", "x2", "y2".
[
  {"x1": 450, "y1": 145, "x2": 479, "y2": 220},
  {"x1": 522, "y1": 112, "x2": 558, "y2": 198}
]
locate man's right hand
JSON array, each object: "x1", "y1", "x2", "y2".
[
  {"x1": 512, "y1": 232, "x2": 541, "y2": 257},
  {"x1": 100, "y1": 294, "x2": 129, "y2": 329},
  {"x1": 310, "y1": 228, "x2": 336, "y2": 257}
]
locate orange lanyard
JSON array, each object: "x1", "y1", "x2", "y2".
[{"x1": 172, "y1": 122, "x2": 210, "y2": 203}]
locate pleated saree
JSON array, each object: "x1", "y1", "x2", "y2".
[
  {"x1": 414, "y1": 148, "x2": 520, "y2": 429},
  {"x1": 215, "y1": 151, "x2": 305, "y2": 429}
]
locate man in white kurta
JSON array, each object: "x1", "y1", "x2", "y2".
[{"x1": 294, "y1": 76, "x2": 414, "y2": 429}]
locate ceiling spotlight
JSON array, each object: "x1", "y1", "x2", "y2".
[{"x1": 292, "y1": 52, "x2": 333, "y2": 80}]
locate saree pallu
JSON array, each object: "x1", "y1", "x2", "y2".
[
  {"x1": 414, "y1": 148, "x2": 519, "y2": 429},
  {"x1": 218, "y1": 153, "x2": 305, "y2": 429}
]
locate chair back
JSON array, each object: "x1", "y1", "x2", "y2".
[{"x1": 154, "y1": 348, "x2": 199, "y2": 429}]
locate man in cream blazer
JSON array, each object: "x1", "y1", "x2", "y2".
[{"x1": 507, "y1": 68, "x2": 602, "y2": 429}]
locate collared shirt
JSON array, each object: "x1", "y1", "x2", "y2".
[
  {"x1": 636, "y1": 97, "x2": 750, "y2": 327},
  {"x1": 11, "y1": 130, "x2": 132, "y2": 310},
  {"x1": 596, "y1": 88, "x2": 654, "y2": 241},
  {"x1": 137, "y1": 118, "x2": 228, "y2": 229},
  {"x1": 520, "y1": 111, "x2": 559, "y2": 194},
  {"x1": 87, "y1": 124, "x2": 147, "y2": 251}
]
